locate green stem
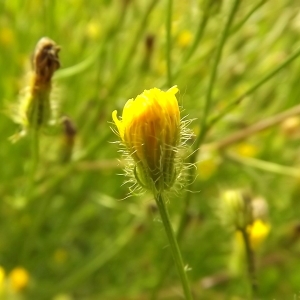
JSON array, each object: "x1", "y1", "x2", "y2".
[
  {"x1": 46, "y1": 221, "x2": 136, "y2": 297},
  {"x1": 26, "y1": 129, "x2": 40, "y2": 197},
  {"x1": 107, "y1": 0, "x2": 159, "y2": 95},
  {"x1": 154, "y1": 193, "x2": 193, "y2": 300},
  {"x1": 200, "y1": 0, "x2": 241, "y2": 134},
  {"x1": 31, "y1": 129, "x2": 39, "y2": 168},
  {"x1": 179, "y1": 0, "x2": 242, "y2": 238},
  {"x1": 209, "y1": 45, "x2": 300, "y2": 128},
  {"x1": 240, "y1": 228, "x2": 257, "y2": 299},
  {"x1": 172, "y1": 13, "x2": 209, "y2": 81},
  {"x1": 150, "y1": 194, "x2": 190, "y2": 300},
  {"x1": 21, "y1": 129, "x2": 40, "y2": 261},
  {"x1": 211, "y1": 103, "x2": 300, "y2": 150},
  {"x1": 230, "y1": 0, "x2": 266, "y2": 35},
  {"x1": 166, "y1": 0, "x2": 173, "y2": 87},
  {"x1": 81, "y1": 0, "x2": 159, "y2": 139},
  {"x1": 226, "y1": 152, "x2": 300, "y2": 178},
  {"x1": 151, "y1": 2, "x2": 241, "y2": 297},
  {"x1": 184, "y1": 14, "x2": 209, "y2": 63}
]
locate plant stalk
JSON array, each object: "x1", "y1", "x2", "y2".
[
  {"x1": 154, "y1": 192, "x2": 193, "y2": 300},
  {"x1": 26, "y1": 129, "x2": 40, "y2": 198},
  {"x1": 240, "y1": 228, "x2": 257, "y2": 299},
  {"x1": 166, "y1": 0, "x2": 173, "y2": 87}
]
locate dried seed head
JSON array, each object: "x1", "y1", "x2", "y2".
[
  {"x1": 32, "y1": 37, "x2": 60, "y2": 85},
  {"x1": 11, "y1": 37, "x2": 61, "y2": 140}
]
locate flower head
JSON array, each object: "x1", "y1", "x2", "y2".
[
  {"x1": 112, "y1": 86, "x2": 187, "y2": 193},
  {"x1": 10, "y1": 37, "x2": 60, "y2": 141},
  {"x1": 219, "y1": 190, "x2": 253, "y2": 230}
]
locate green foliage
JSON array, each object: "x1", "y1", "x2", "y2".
[{"x1": 1, "y1": 0, "x2": 300, "y2": 299}]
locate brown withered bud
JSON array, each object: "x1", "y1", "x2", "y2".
[
  {"x1": 145, "y1": 34, "x2": 155, "y2": 55},
  {"x1": 60, "y1": 116, "x2": 77, "y2": 163},
  {"x1": 32, "y1": 37, "x2": 60, "y2": 85},
  {"x1": 141, "y1": 34, "x2": 155, "y2": 71},
  {"x1": 62, "y1": 116, "x2": 77, "y2": 146}
]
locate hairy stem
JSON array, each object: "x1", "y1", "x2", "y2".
[{"x1": 154, "y1": 193, "x2": 194, "y2": 300}]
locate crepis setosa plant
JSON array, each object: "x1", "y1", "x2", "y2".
[{"x1": 112, "y1": 85, "x2": 193, "y2": 196}]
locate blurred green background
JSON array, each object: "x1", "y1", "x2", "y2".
[{"x1": 1, "y1": 0, "x2": 300, "y2": 299}]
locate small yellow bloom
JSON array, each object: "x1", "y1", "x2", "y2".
[
  {"x1": 233, "y1": 143, "x2": 258, "y2": 158},
  {"x1": 177, "y1": 30, "x2": 192, "y2": 48},
  {"x1": 197, "y1": 151, "x2": 220, "y2": 180},
  {"x1": 9, "y1": 267, "x2": 30, "y2": 292},
  {"x1": 0, "y1": 27, "x2": 14, "y2": 47},
  {"x1": 247, "y1": 219, "x2": 270, "y2": 250},
  {"x1": 112, "y1": 86, "x2": 182, "y2": 193},
  {"x1": 86, "y1": 21, "x2": 101, "y2": 40}
]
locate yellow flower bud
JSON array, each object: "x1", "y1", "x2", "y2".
[
  {"x1": 220, "y1": 190, "x2": 252, "y2": 230},
  {"x1": 112, "y1": 86, "x2": 184, "y2": 193}
]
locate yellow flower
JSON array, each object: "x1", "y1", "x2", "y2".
[
  {"x1": 197, "y1": 151, "x2": 220, "y2": 180},
  {"x1": 86, "y1": 21, "x2": 101, "y2": 40},
  {"x1": 177, "y1": 30, "x2": 192, "y2": 48},
  {"x1": 0, "y1": 27, "x2": 14, "y2": 47},
  {"x1": 0, "y1": 266, "x2": 5, "y2": 293},
  {"x1": 233, "y1": 143, "x2": 258, "y2": 158},
  {"x1": 247, "y1": 219, "x2": 270, "y2": 250},
  {"x1": 9, "y1": 267, "x2": 30, "y2": 292},
  {"x1": 112, "y1": 86, "x2": 182, "y2": 193}
]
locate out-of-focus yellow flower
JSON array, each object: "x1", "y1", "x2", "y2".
[
  {"x1": 86, "y1": 21, "x2": 101, "y2": 40},
  {"x1": 9, "y1": 267, "x2": 30, "y2": 292},
  {"x1": 0, "y1": 266, "x2": 5, "y2": 293},
  {"x1": 233, "y1": 143, "x2": 258, "y2": 157},
  {"x1": 247, "y1": 219, "x2": 271, "y2": 250},
  {"x1": 0, "y1": 27, "x2": 14, "y2": 47},
  {"x1": 112, "y1": 86, "x2": 183, "y2": 193},
  {"x1": 197, "y1": 151, "x2": 220, "y2": 180},
  {"x1": 177, "y1": 30, "x2": 192, "y2": 48}
]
